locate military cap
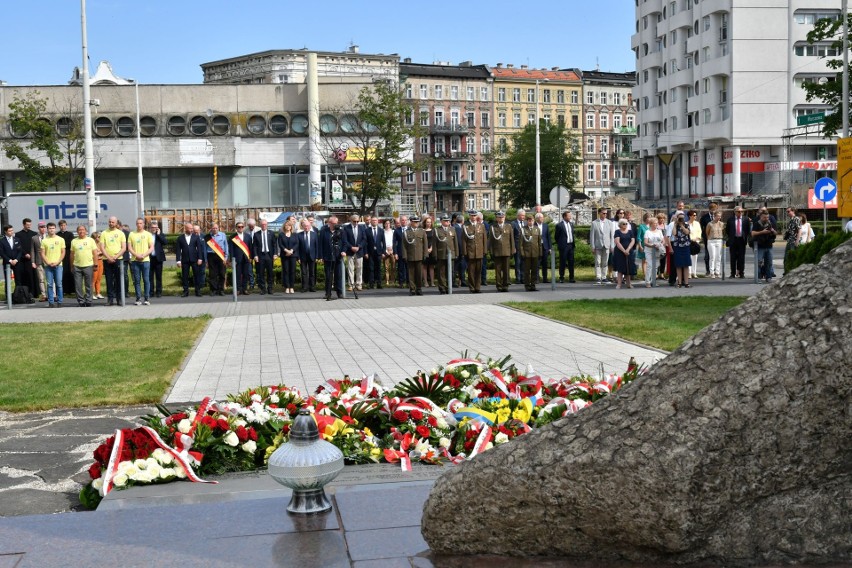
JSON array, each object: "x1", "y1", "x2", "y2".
[
  {"x1": 440, "y1": 214, "x2": 450, "y2": 221},
  {"x1": 495, "y1": 210, "x2": 505, "y2": 217},
  {"x1": 409, "y1": 216, "x2": 420, "y2": 222}
]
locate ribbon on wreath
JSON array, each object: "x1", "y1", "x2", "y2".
[
  {"x1": 444, "y1": 358, "x2": 485, "y2": 371},
  {"x1": 482, "y1": 369, "x2": 510, "y2": 397},
  {"x1": 383, "y1": 433, "x2": 413, "y2": 471}
]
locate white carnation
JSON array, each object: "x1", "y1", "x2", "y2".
[
  {"x1": 156, "y1": 451, "x2": 174, "y2": 465},
  {"x1": 251, "y1": 394, "x2": 262, "y2": 402},
  {"x1": 131, "y1": 470, "x2": 153, "y2": 483},
  {"x1": 174, "y1": 467, "x2": 187, "y2": 479},
  {"x1": 269, "y1": 394, "x2": 279, "y2": 404},
  {"x1": 150, "y1": 448, "x2": 166, "y2": 461},
  {"x1": 460, "y1": 370, "x2": 470, "y2": 379},
  {"x1": 146, "y1": 463, "x2": 162, "y2": 479},
  {"x1": 92, "y1": 478, "x2": 103, "y2": 491},
  {"x1": 484, "y1": 442, "x2": 494, "y2": 450},
  {"x1": 159, "y1": 467, "x2": 175, "y2": 479},
  {"x1": 177, "y1": 419, "x2": 192, "y2": 434},
  {"x1": 233, "y1": 419, "x2": 247, "y2": 428},
  {"x1": 436, "y1": 417, "x2": 449, "y2": 430},
  {"x1": 438, "y1": 437, "x2": 451, "y2": 449},
  {"x1": 241, "y1": 440, "x2": 257, "y2": 454},
  {"x1": 133, "y1": 458, "x2": 148, "y2": 470},
  {"x1": 223, "y1": 431, "x2": 239, "y2": 446}
]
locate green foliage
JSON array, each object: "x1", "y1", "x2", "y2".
[
  {"x1": 801, "y1": 14, "x2": 852, "y2": 137},
  {"x1": 785, "y1": 230, "x2": 852, "y2": 271},
  {"x1": 492, "y1": 122, "x2": 582, "y2": 208},
  {"x1": 2, "y1": 90, "x2": 85, "y2": 191}
]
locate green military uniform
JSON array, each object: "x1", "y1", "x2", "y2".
[
  {"x1": 401, "y1": 219, "x2": 429, "y2": 295},
  {"x1": 433, "y1": 220, "x2": 458, "y2": 294},
  {"x1": 461, "y1": 219, "x2": 487, "y2": 293},
  {"x1": 488, "y1": 214, "x2": 515, "y2": 292},
  {"x1": 519, "y1": 222, "x2": 542, "y2": 291}
]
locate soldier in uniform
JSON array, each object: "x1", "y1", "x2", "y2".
[
  {"x1": 462, "y1": 211, "x2": 487, "y2": 293},
  {"x1": 401, "y1": 216, "x2": 430, "y2": 296},
  {"x1": 488, "y1": 211, "x2": 515, "y2": 292},
  {"x1": 433, "y1": 215, "x2": 458, "y2": 294},
  {"x1": 520, "y1": 215, "x2": 542, "y2": 291}
]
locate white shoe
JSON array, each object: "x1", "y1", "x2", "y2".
[
  {"x1": 143, "y1": 299, "x2": 150, "y2": 305},
  {"x1": 135, "y1": 300, "x2": 142, "y2": 306}
]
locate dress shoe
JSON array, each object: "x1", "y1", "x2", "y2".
[
  {"x1": 337, "y1": 292, "x2": 342, "y2": 299},
  {"x1": 181, "y1": 291, "x2": 189, "y2": 297},
  {"x1": 260, "y1": 290, "x2": 266, "y2": 295},
  {"x1": 558, "y1": 278, "x2": 564, "y2": 283},
  {"x1": 325, "y1": 295, "x2": 332, "y2": 301},
  {"x1": 409, "y1": 291, "x2": 416, "y2": 296},
  {"x1": 568, "y1": 279, "x2": 576, "y2": 283},
  {"x1": 309, "y1": 288, "x2": 316, "y2": 292},
  {"x1": 416, "y1": 291, "x2": 423, "y2": 296},
  {"x1": 195, "y1": 292, "x2": 202, "y2": 297},
  {"x1": 217, "y1": 290, "x2": 224, "y2": 296},
  {"x1": 155, "y1": 293, "x2": 162, "y2": 298},
  {"x1": 377, "y1": 284, "x2": 382, "y2": 289}
]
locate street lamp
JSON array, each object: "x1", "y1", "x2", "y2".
[
  {"x1": 600, "y1": 152, "x2": 607, "y2": 197},
  {"x1": 534, "y1": 78, "x2": 549, "y2": 207},
  {"x1": 128, "y1": 79, "x2": 144, "y2": 216},
  {"x1": 80, "y1": 0, "x2": 96, "y2": 233}
]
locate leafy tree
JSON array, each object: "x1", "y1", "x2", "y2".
[
  {"x1": 492, "y1": 121, "x2": 582, "y2": 209},
  {"x1": 802, "y1": 14, "x2": 852, "y2": 137},
  {"x1": 3, "y1": 90, "x2": 86, "y2": 192},
  {"x1": 321, "y1": 81, "x2": 425, "y2": 215}
]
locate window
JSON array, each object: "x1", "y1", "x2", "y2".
[
  {"x1": 481, "y1": 112, "x2": 490, "y2": 127},
  {"x1": 671, "y1": 116, "x2": 678, "y2": 130},
  {"x1": 513, "y1": 113, "x2": 521, "y2": 127},
  {"x1": 467, "y1": 135, "x2": 475, "y2": 154},
  {"x1": 406, "y1": 169, "x2": 415, "y2": 183},
  {"x1": 795, "y1": 11, "x2": 841, "y2": 24},
  {"x1": 435, "y1": 165, "x2": 445, "y2": 182},
  {"x1": 627, "y1": 115, "x2": 634, "y2": 127},
  {"x1": 467, "y1": 193, "x2": 476, "y2": 210},
  {"x1": 543, "y1": 89, "x2": 551, "y2": 103},
  {"x1": 613, "y1": 92, "x2": 621, "y2": 105},
  {"x1": 571, "y1": 115, "x2": 579, "y2": 129},
  {"x1": 434, "y1": 109, "x2": 444, "y2": 126},
  {"x1": 405, "y1": 84, "x2": 413, "y2": 98},
  {"x1": 571, "y1": 90, "x2": 578, "y2": 104},
  {"x1": 543, "y1": 113, "x2": 551, "y2": 124},
  {"x1": 482, "y1": 193, "x2": 491, "y2": 210},
  {"x1": 703, "y1": 78, "x2": 710, "y2": 94},
  {"x1": 499, "y1": 138, "x2": 507, "y2": 152},
  {"x1": 557, "y1": 115, "x2": 565, "y2": 126},
  {"x1": 468, "y1": 164, "x2": 476, "y2": 182},
  {"x1": 670, "y1": 88, "x2": 678, "y2": 102},
  {"x1": 422, "y1": 170, "x2": 430, "y2": 183},
  {"x1": 450, "y1": 136, "x2": 460, "y2": 152},
  {"x1": 600, "y1": 114, "x2": 609, "y2": 129},
  {"x1": 420, "y1": 84, "x2": 428, "y2": 99},
  {"x1": 703, "y1": 108, "x2": 711, "y2": 123},
  {"x1": 467, "y1": 86, "x2": 475, "y2": 101},
  {"x1": 434, "y1": 85, "x2": 443, "y2": 100},
  {"x1": 587, "y1": 164, "x2": 595, "y2": 181},
  {"x1": 671, "y1": 29, "x2": 677, "y2": 45},
  {"x1": 794, "y1": 43, "x2": 841, "y2": 57},
  {"x1": 466, "y1": 111, "x2": 475, "y2": 127},
  {"x1": 587, "y1": 90, "x2": 595, "y2": 104},
  {"x1": 498, "y1": 87, "x2": 506, "y2": 102},
  {"x1": 482, "y1": 164, "x2": 490, "y2": 182},
  {"x1": 528, "y1": 113, "x2": 536, "y2": 125},
  {"x1": 451, "y1": 86, "x2": 459, "y2": 100},
  {"x1": 404, "y1": 110, "x2": 413, "y2": 126},
  {"x1": 481, "y1": 87, "x2": 489, "y2": 101},
  {"x1": 601, "y1": 164, "x2": 609, "y2": 181},
  {"x1": 513, "y1": 88, "x2": 521, "y2": 102},
  {"x1": 498, "y1": 112, "x2": 507, "y2": 127},
  {"x1": 601, "y1": 138, "x2": 609, "y2": 154},
  {"x1": 613, "y1": 114, "x2": 622, "y2": 129},
  {"x1": 420, "y1": 137, "x2": 429, "y2": 154},
  {"x1": 450, "y1": 110, "x2": 460, "y2": 126},
  {"x1": 703, "y1": 15, "x2": 710, "y2": 31},
  {"x1": 435, "y1": 136, "x2": 445, "y2": 153},
  {"x1": 600, "y1": 92, "x2": 608, "y2": 105},
  {"x1": 703, "y1": 46, "x2": 710, "y2": 62},
  {"x1": 481, "y1": 135, "x2": 491, "y2": 153},
  {"x1": 586, "y1": 113, "x2": 595, "y2": 128},
  {"x1": 527, "y1": 88, "x2": 536, "y2": 103},
  {"x1": 586, "y1": 137, "x2": 595, "y2": 153},
  {"x1": 420, "y1": 111, "x2": 429, "y2": 126},
  {"x1": 557, "y1": 90, "x2": 565, "y2": 103}
]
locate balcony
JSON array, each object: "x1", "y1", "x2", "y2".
[
  {"x1": 611, "y1": 178, "x2": 639, "y2": 188},
  {"x1": 612, "y1": 126, "x2": 638, "y2": 136},
  {"x1": 435, "y1": 151, "x2": 471, "y2": 162},
  {"x1": 432, "y1": 180, "x2": 470, "y2": 191},
  {"x1": 613, "y1": 151, "x2": 640, "y2": 161},
  {"x1": 430, "y1": 123, "x2": 469, "y2": 135}
]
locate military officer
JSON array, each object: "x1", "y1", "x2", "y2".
[
  {"x1": 520, "y1": 215, "x2": 542, "y2": 291},
  {"x1": 461, "y1": 211, "x2": 487, "y2": 293},
  {"x1": 401, "y1": 215, "x2": 430, "y2": 296},
  {"x1": 488, "y1": 211, "x2": 515, "y2": 292},
  {"x1": 433, "y1": 215, "x2": 458, "y2": 294}
]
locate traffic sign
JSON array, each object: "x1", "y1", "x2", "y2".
[
  {"x1": 797, "y1": 113, "x2": 825, "y2": 126},
  {"x1": 814, "y1": 178, "x2": 837, "y2": 202},
  {"x1": 549, "y1": 185, "x2": 571, "y2": 208}
]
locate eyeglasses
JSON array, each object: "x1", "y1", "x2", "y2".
[{"x1": 236, "y1": 225, "x2": 244, "y2": 228}]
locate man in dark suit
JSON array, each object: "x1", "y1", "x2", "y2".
[
  {"x1": 365, "y1": 216, "x2": 385, "y2": 289},
  {"x1": 554, "y1": 211, "x2": 576, "y2": 283},
  {"x1": 231, "y1": 221, "x2": 253, "y2": 295},
  {"x1": 175, "y1": 222, "x2": 205, "y2": 296},
  {"x1": 1, "y1": 224, "x2": 24, "y2": 298},
  {"x1": 298, "y1": 218, "x2": 318, "y2": 292},
  {"x1": 149, "y1": 220, "x2": 168, "y2": 298},
  {"x1": 535, "y1": 212, "x2": 552, "y2": 284},
  {"x1": 512, "y1": 209, "x2": 527, "y2": 283},
  {"x1": 725, "y1": 206, "x2": 751, "y2": 279},
  {"x1": 452, "y1": 214, "x2": 466, "y2": 287},
  {"x1": 15, "y1": 218, "x2": 38, "y2": 292},
  {"x1": 342, "y1": 214, "x2": 367, "y2": 291},
  {"x1": 319, "y1": 216, "x2": 345, "y2": 300},
  {"x1": 252, "y1": 219, "x2": 278, "y2": 295},
  {"x1": 393, "y1": 215, "x2": 409, "y2": 288}
]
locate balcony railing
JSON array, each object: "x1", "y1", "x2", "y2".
[
  {"x1": 434, "y1": 151, "x2": 471, "y2": 161},
  {"x1": 432, "y1": 180, "x2": 470, "y2": 191},
  {"x1": 612, "y1": 126, "x2": 638, "y2": 136},
  {"x1": 612, "y1": 151, "x2": 640, "y2": 161},
  {"x1": 611, "y1": 178, "x2": 639, "y2": 188},
  {"x1": 430, "y1": 123, "x2": 469, "y2": 134}
]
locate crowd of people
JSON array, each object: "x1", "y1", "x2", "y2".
[{"x1": 1, "y1": 202, "x2": 815, "y2": 305}]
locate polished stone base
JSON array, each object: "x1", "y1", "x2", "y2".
[{"x1": 287, "y1": 487, "x2": 332, "y2": 515}]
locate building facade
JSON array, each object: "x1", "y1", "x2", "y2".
[
  {"x1": 399, "y1": 61, "x2": 494, "y2": 215},
  {"x1": 632, "y1": 0, "x2": 841, "y2": 205},
  {"x1": 580, "y1": 70, "x2": 639, "y2": 200}
]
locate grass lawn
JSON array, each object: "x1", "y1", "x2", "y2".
[
  {"x1": 507, "y1": 296, "x2": 747, "y2": 351},
  {"x1": 0, "y1": 317, "x2": 209, "y2": 412}
]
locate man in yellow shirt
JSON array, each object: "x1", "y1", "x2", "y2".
[
  {"x1": 40, "y1": 222, "x2": 66, "y2": 307},
  {"x1": 99, "y1": 216, "x2": 127, "y2": 306},
  {"x1": 70, "y1": 225, "x2": 98, "y2": 307},
  {"x1": 127, "y1": 217, "x2": 154, "y2": 305}
]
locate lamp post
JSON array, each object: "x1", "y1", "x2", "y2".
[
  {"x1": 534, "y1": 78, "x2": 548, "y2": 207},
  {"x1": 128, "y1": 80, "x2": 144, "y2": 217},
  {"x1": 80, "y1": 0, "x2": 96, "y2": 233}
]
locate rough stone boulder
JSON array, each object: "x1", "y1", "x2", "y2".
[{"x1": 422, "y1": 240, "x2": 852, "y2": 566}]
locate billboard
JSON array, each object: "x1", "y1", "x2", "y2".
[
  {"x1": 838, "y1": 138, "x2": 852, "y2": 217},
  {"x1": 6, "y1": 190, "x2": 139, "y2": 231}
]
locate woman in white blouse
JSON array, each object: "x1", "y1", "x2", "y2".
[
  {"x1": 382, "y1": 219, "x2": 396, "y2": 287},
  {"x1": 797, "y1": 214, "x2": 814, "y2": 246},
  {"x1": 643, "y1": 217, "x2": 665, "y2": 287}
]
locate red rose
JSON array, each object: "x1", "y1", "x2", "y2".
[
  {"x1": 410, "y1": 409, "x2": 424, "y2": 421},
  {"x1": 201, "y1": 416, "x2": 217, "y2": 429},
  {"x1": 281, "y1": 424, "x2": 290, "y2": 436},
  {"x1": 268, "y1": 404, "x2": 278, "y2": 409},
  {"x1": 248, "y1": 428, "x2": 258, "y2": 441},
  {"x1": 286, "y1": 403, "x2": 298, "y2": 414},
  {"x1": 236, "y1": 425, "x2": 249, "y2": 443},
  {"x1": 88, "y1": 463, "x2": 102, "y2": 479},
  {"x1": 392, "y1": 410, "x2": 408, "y2": 422},
  {"x1": 217, "y1": 418, "x2": 230, "y2": 431},
  {"x1": 416, "y1": 425, "x2": 431, "y2": 438},
  {"x1": 427, "y1": 416, "x2": 438, "y2": 427}
]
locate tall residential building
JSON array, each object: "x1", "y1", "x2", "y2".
[
  {"x1": 632, "y1": 1, "x2": 841, "y2": 203},
  {"x1": 491, "y1": 65, "x2": 584, "y2": 202},
  {"x1": 580, "y1": 70, "x2": 638, "y2": 199},
  {"x1": 400, "y1": 61, "x2": 494, "y2": 215}
]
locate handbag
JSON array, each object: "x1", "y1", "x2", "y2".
[{"x1": 689, "y1": 241, "x2": 701, "y2": 255}]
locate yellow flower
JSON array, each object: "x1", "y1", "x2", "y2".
[
  {"x1": 496, "y1": 408, "x2": 511, "y2": 424},
  {"x1": 363, "y1": 427, "x2": 373, "y2": 437},
  {"x1": 498, "y1": 399, "x2": 510, "y2": 408},
  {"x1": 511, "y1": 398, "x2": 534, "y2": 423}
]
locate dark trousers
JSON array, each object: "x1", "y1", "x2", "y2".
[
  {"x1": 436, "y1": 256, "x2": 450, "y2": 292},
  {"x1": 523, "y1": 256, "x2": 539, "y2": 289},
  {"x1": 467, "y1": 257, "x2": 482, "y2": 292},
  {"x1": 62, "y1": 258, "x2": 74, "y2": 296},
  {"x1": 324, "y1": 260, "x2": 342, "y2": 297},
  {"x1": 367, "y1": 253, "x2": 382, "y2": 286},
  {"x1": 181, "y1": 261, "x2": 202, "y2": 293},
  {"x1": 104, "y1": 260, "x2": 122, "y2": 300},
  {"x1": 150, "y1": 258, "x2": 164, "y2": 296},
  {"x1": 559, "y1": 244, "x2": 575, "y2": 281},
  {"x1": 481, "y1": 256, "x2": 487, "y2": 285},
  {"x1": 514, "y1": 250, "x2": 523, "y2": 283},
  {"x1": 493, "y1": 256, "x2": 510, "y2": 291},
  {"x1": 667, "y1": 251, "x2": 677, "y2": 284},
  {"x1": 281, "y1": 255, "x2": 296, "y2": 288},
  {"x1": 235, "y1": 257, "x2": 251, "y2": 292},
  {"x1": 300, "y1": 258, "x2": 316, "y2": 291},
  {"x1": 703, "y1": 239, "x2": 710, "y2": 274},
  {"x1": 207, "y1": 254, "x2": 226, "y2": 293},
  {"x1": 454, "y1": 255, "x2": 467, "y2": 286},
  {"x1": 407, "y1": 260, "x2": 423, "y2": 293},
  {"x1": 539, "y1": 251, "x2": 549, "y2": 283},
  {"x1": 729, "y1": 240, "x2": 746, "y2": 277},
  {"x1": 12, "y1": 262, "x2": 35, "y2": 294},
  {"x1": 256, "y1": 253, "x2": 274, "y2": 292},
  {"x1": 396, "y1": 258, "x2": 408, "y2": 286}
]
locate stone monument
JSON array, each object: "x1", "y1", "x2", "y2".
[{"x1": 422, "y1": 240, "x2": 852, "y2": 565}]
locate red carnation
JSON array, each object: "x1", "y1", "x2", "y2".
[
  {"x1": 392, "y1": 410, "x2": 408, "y2": 422},
  {"x1": 268, "y1": 404, "x2": 278, "y2": 409},
  {"x1": 341, "y1": 415, "x2": 355, "y2": 424},
  {"x1": 88, "y1": 463, "x2": 102, "y2": 479},
  {"x1": 236, "y1": 425, "x2": 249, "y2": 443},
  {"x1": 427, "y1": 416, "x2": 438, "y2": 427},
  {"x1": 416, "y1": 425, "x2": 431, "y2": 438},
  {"x1": 217, "y1": 418, "x2": 230, "y2": 431},
  {"x1": 248, "y1": 428, "x2": 258, "y2": 441},
  {"x1": 286, "y1": 403, "x2": 298, "y2": 414},
  {"x1": 201, "y1": 416, "x2": 217, "y2": 429},
  {"x1": 410, "y1": 409, "x2": 424, "y2": 421}
]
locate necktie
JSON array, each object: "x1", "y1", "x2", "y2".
[
  {"x1": 262, "y1": 231, "x2": 268, "y2": 252},
  {"x1": 353, "y1": 225, "x2": 358, "y2": 241},
  {"x1": 306, "y1": 231, "x2": 310, "y2": 247},
  {"x1": 736, "y1": 218, "x2": 741, "y2": 237}
]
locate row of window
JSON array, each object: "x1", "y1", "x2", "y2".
[
  {"x1": 416, "y1": 110, "x2": 491, "y2": 128},
  {"x1": 585, "y1": 137, "x2": 635, "y2": 156},
  {"x1": 586, "y1": 164, "x2": 638, "y2": 183},
  {"x1": 406, "y1": 163, "x2": 492, "y2": 184},
  {"x1": 407, "y1": 83, "x2": 491, "y2": 102},
  {"x1": 419, "y1": 134, "x2": 492, "y2": 155}
]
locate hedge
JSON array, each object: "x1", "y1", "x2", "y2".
[{"x1": 784, "y1": 230, "x2": 852, "y2": 272}]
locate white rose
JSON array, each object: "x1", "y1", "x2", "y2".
[
  {"x1": 234, "y1": 419, "x2": 247, "y2": 428},
  {"x1": 251, "y1": 394, "x2": 262, "y2": 402},
  {"x1": 174, "y1": 467, "x2": 187, "y2": 479},
  {"x1": 150, "y1": 448, "x2": 165, "y2": 461},
  {"x1": 223, "y1": 431, "x2": 239, "y2": 446},
  {"x1": 131, "y1": 471, "x2": 153, "y2": 483},
  {"x1": 439, "y1": 437, "x2": 451, "y2": 449},
  {"x1": 122, "y1": 465, "x2": 139, "y2": 479},
  {"x1": 484, "y1": 442, "x2": 494, "y2": 450},
  {"x1": 269, "y1": 394, "x2": 279, "y2": 404},
  {"x1": 156, "y1": 452, "x2": 174, "y2": 465},
  {"x1": 241, "y1": 440, "x2": 257, "y2": 454},
  {"x1": 112, "y1": 473, "x2": 128, "y2": 487},
  {"x1": 461, "y1": 370, "x2": 470, "y2": 379},
  {"x1": 116, "y1": 461, "x2": 133, "y2": 475},
  {"x1": 494, "y1": 433, "x2": 509, "y2": 444},
  {"x1": 159, "y1": 468, "x2": 175, "y2": 479},
  {"x1": 92, "y1": 478, "x2": 103, "y2": 491},
  {"x1": 177, "y1": 419, "x2": 192, "y2": 434},
  {"x1": 146, "y1": 463, "x2": 162, "y2": 479},
  {"x1": 134, "y1": 459, "x2": 149, "y2": 470},
  {"x1": 436, "y1": 418, "x2": 449, "y2": 430}
]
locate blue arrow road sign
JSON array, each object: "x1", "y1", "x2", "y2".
[{"x1": 814, "y1": 178, "x2": 837, "y2": 203}]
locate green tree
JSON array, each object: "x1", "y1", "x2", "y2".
[
  {"x1": 801, "y1": 14, "x2": 852, "y2": 137},
  {"x1": 322, "y1": 81, "x2": 425, "y2": 215},
  {"x1": 492, "y1": 121, "x2": 582, "y2": 209},
  {"x1": 3, "y1": 91, "x2": 86, "y2": 192}
]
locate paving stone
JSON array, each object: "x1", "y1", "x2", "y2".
[
  {"x1": 0, "y1": 453, "x2": 71, "y2": 473},
  {"x1": 0, "y1": 435, "x2": 95, "y2": 453},
  {"x1": 29, "y1": 417, "x2": 138, "y2": 436},
  {"x1": 0, "y1": 489, "x2": 77, "y2": 517}
]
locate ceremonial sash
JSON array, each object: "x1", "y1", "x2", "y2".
[
  {"x1": 231, "y1": 236, "x2": 250, "y2": 258},
  {"x1": 207, "y1": 237, "x2": 226, "y2": 262}
]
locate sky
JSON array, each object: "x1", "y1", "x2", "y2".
[{"x1": 0, "y1": 1, "x2": 636, "y2": 86}]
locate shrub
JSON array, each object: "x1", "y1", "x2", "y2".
[{"x1": 785, "y1": 231, "x2": 852, "y2": 271}]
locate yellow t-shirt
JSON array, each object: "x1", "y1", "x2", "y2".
[
  {"x1": 127, "y1": 230, "x2": 154, "y2": 262},
  {"x1": 101, "y1": 228, "x2": 126, "y2": 257},
  {"x1": 40, "y1": 235, "x2": 66, "y2": 266},
  {"x1": 70, "y1": 236, "x2": 97, "y2": 267}
]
